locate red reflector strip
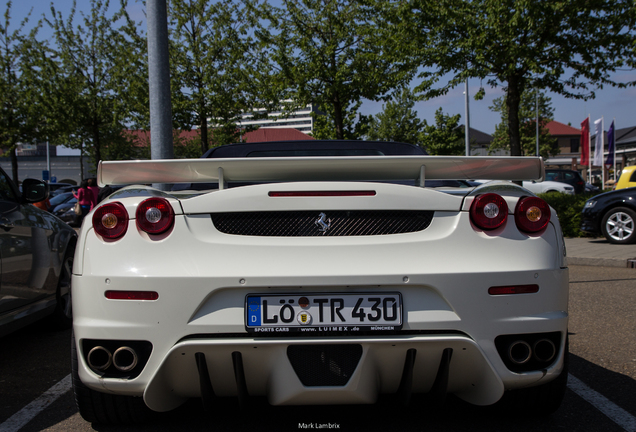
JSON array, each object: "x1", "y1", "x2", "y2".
[
  {"x1": 105, "y1": 290, "x2": 159, "y2": 300},
  {"x1": 269, "y1": 191, "x2": 376, "y2": 197},
  {"x1": 488, "y1": 285, "x2": 539, "y2": 295}
]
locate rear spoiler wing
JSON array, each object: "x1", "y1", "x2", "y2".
[{"x1": 97, "y1": 156, "x2": 544, "y2": 188}]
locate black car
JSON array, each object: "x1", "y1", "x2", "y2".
[
  {"x1": 545, "y1": 169, "x2": 586, "y2": 194},
  {"x1": 49, "y1": 191, "x2": 76, "y2": 211},
  {"x1": 581, "y1": 187, "x2": 636, "y2": 244},
  {"x1": 51, "y1": 185, "x2": 79, "y2": 197},
  {"x1": 52, "y1": 194, "x2": 80, "y2": 226},
  {"x1": 48, "y1": 182, "x2": 76, "y2": 196},
  {"x1": 0, "y1": 168, "x2": 77, "y2": 337}
]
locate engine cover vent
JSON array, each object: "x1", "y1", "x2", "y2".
[{"x1": 211, "y1": 210, "x2": 434, "y2": 236}]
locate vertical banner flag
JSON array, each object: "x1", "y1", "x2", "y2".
[
  {"x1": 580, "y1": 118, "x2": 589, "y2": 165},
  {"x1": 606, "y1": 121, "x2": 615, "y2": 167},
  {"x1": 593, "y1": 118, "x2": 604, "y2": 166}
]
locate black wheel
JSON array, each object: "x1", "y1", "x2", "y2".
[
  {"x1": 601, "y1": 207, "x2": 636, "y2": 244},
  {"x1": 72, "y1": 331, "x2": 153, "y2": 425},
  {"x1": 51, "y1": 244, "x2": 74, "y2": 328},
  {"x1": 495, "y1": 337, "x2": 569, "y2": 416}
]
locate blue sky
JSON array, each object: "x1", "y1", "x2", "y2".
[{"x1": 9, "y1": 0, "x2": 636, "y2": 135}]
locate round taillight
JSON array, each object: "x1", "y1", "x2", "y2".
[
  {"x1": 515, "y1": 196, "x2": 551, "y2": 233},
  {"x1": 92, "y1": 202, "x2": 129, "y2": 239},
  {"x1": 136, "y1": 197, "x2": 175, "y2": 234},
  {"x1": 470, "y1": 193, "x2": 509, "y2": 230}
]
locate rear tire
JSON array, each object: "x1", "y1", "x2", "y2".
[
  {"x1": 495, "y1": 337, "x2": 568, "y2": 416},
  {"x1": 601, "y1": 207, "x2": 636, "y2": 244},
  {"x1": 71, "y1": 331, "x2": 153, "y2": 425}
]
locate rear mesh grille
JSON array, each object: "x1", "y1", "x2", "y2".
[
  {"x1": 211, "y1": 210, "x2": 434, "y2": 236},
  {"x1": 287, "y1": 345, "x2": 363, "y2": 386}
]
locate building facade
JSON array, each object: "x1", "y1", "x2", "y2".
[
  {"x1": 545, "y1": 121, "x2": 636, "y2": 182},
  {"x1": 235, "y1": 104, "x2": 321, "y2": 133},
  {"x1": 0, "y1": 144, "x2": 92, "y2": 185}
]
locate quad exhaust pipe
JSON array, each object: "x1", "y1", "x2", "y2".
[
  {"x1": 113, "y1": 346, "x2": 139, "y2": 372},
  {"x1": 87, "y1": 346, "x2": 112, "y2": 371},
  {"x1": 508, "y1": 339, "x2": 556, "y2": 365},
  {"x1": 87, "y1": 345, "x2": 138, "y2": 372},
  {"x1": 533, "y1": 339, "x2": 556, "y2": 363},
  {"x1": 508, "y1": 340, "x2": 532, "y2": 365}
]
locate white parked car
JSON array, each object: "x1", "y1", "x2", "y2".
[
  {"x1": 521, "y1": 180, "x2": 574, "y2": 195},
  {"x1": 72, "y1": 141, "x2": 569, "y2": 424},
  {"x1": 474, "y1": 179, "x2": 574, "y2": 195}
]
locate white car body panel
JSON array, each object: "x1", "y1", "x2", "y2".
[
  {"x1": 73, "y1": 152, "x2": 568, "y2": 415},
  {"x1": 474, "y1": 179, "x2": 574, "y2": 195},
  {"x1": 97, "y1": 155, "x2": 545, "y2": 186},
  {"x1": 521, "y1": 180, "x2": 575, "y2": 195}
]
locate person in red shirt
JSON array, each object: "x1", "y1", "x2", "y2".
[
  {"x1": 73, "y1": 180, "x2": 93, "y2": 225},
  {"x1": 87, "y1": 178, "x2": 99, "y2": 208}
]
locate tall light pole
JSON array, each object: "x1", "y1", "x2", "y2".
[
  {"x1": 147, "y1": 0, "x2": 174, "y2": 189},
  {"x1": 464, "y1": 78, "x2": 470, "y2": 156},
  {"x1": 536, "y1": 89, "x2": 539, "y2": 157}
]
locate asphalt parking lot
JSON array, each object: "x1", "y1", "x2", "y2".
[{"x1": 0, "y1": 264, "x2": 635, "y2": 432}]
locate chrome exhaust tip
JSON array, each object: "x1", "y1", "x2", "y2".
[
  {"x1": 508, "y1": 340, "x2": 532, "y2": 365},
  {"x1": 87, "y1": 346, "x2": 112, "y2": 371},
  {"x1": 112, "y1": 346, "x2": 138, "y2": 372},
  {"x1": 533, "y1": 339, "x2": 556, "y2": 363}
]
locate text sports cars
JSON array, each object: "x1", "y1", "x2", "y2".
[{"x1": 71, "y1": 141, "x2": 569, "y2": 424}]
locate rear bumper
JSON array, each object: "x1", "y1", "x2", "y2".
[
  {"x1": 72, "y1": 212, "x2": 568, "y2": 411},
  {"x1": 144, "y1": 335, "x2": 507, "y2": 411},
  {"x1": 72, "y1": 267, "x2": 568, "y2": 411}
]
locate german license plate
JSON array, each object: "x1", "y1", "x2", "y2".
[{"x1": 245, "y1": 293, "x2": 402, "y2": 333}]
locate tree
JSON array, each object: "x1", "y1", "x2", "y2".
[
  {"x1": 420, "y1": 108, "x2": 464, "y2": 155},
  {"x1": 366, "y1": 87, "x2": 425, "y2": 146},
  {"x1": 0, "y1": 2, "x2": 41, "y2": 183},
  {"x1": 268, "y1": 0, "x2": 414, "y2": 140},
  {"x1": 311, "y1": 101, "x2": 371, "y2": 140},
  {"x1": 489, "y1": 89, "x2": 556, "y2": 159},
  {"x1": 46, "y1": 0, "x2": 143, "y2": 173},
  {"x1": 168, "y1": 0, "x2": 279, "y2": 152},
  {"x1": 396, "y1": 0, "x2": 636, "y2": 156}
]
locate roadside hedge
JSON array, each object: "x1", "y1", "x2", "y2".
[{"x1": 538, "y1": 191, "x2": 602, "y2": 238}]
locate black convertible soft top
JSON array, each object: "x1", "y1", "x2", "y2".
[{"x1": 202, "y1": 140, "x2": 427, "y2": 158}]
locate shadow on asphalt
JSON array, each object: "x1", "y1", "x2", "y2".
[
  {"x1": 569, "y1": 353, "x2": 636, "y2": 415},
  {"x1": 83, "y1": 354, "x2": 634, "y2": 432},
  {"x1": 4, "y1": 320, "x2": 635, "y2": 432}
]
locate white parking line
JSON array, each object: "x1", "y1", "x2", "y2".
[
  {"x1": 0, "y1": 374, "x2": 71, "y2": 432},
  {"x1": 568, "y1": 374, "x2": 636, "y2": 432},
  {"x1": 1, "y1": 372, "x2": 635, "y2": 432}
]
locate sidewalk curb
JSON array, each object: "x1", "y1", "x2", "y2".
[{"x1": 567, "y1": 257, "x2": 634, "y2": 268}]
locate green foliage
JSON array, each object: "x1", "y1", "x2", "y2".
[
  {"x1": 421, "y1": 108, "x2": 464, "y2": 155},
  {"x1": 103, "y1": 132, "x2": 148, "y2": 161},
  {"x1": 168, "y1": 0, "x2": 279, "y2": 153},
  {"x1": 539, "y1": 192, "x2": 601, "y2": 238},
  {"x1": 268, "y1": 0, "x2": 415, "y2": 140},
  {"x1": 0, "y1": 2, "x2": 43, "y2": 182},
  {"x1": 45, "y1": 0, "x2": 143, "y2": 174},
  {"x1": 395, "y1": 0, "x2": 636, "y2": 156},
  {"x1": 366, "y1": 87, "x2": 425, "y2": 146},
  {"x1": 173, "y1": 134, "x2": 202, "y2": 159},
  {"x1": 365, "y1": 89, "x2": 464, "y2": 154},
  {"x1": 489, "y1": 89, "x2": 557, "y2": 158},
  {"x1": 311, "y1": 101, "x2": 370, "y2": 140}
]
